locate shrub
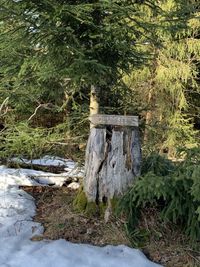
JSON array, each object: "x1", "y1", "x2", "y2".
[
  {"x1": 118, "y1": 148, "x2": 200, "y2": 242},
  {"x1": 0, "y1": 121, "x2": 87, "y2": 161}
]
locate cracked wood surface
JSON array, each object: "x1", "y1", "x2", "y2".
[{"x1": 84, "y1": 126, "x2": 141, "y2": 202}]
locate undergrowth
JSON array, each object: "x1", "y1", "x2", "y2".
[
  {"x1": 0, "y1": 121, "x2": 87, "y2": 161},
  {"x1": 118, "y1": 148, "x2": 200, "y2": 245}
]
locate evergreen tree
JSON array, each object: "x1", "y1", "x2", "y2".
[
  {"x1": 122, "y1": 0, "x2": 200, "y2": 155},
  {"x1": 0, "y1": 1, "x2": 186, "y2": 110},
  {"x1": 0, "y1": 0, "x2": 162, "y2": 157},
  {"x1": 0, "y1": 0, "x2": 199, "y2": 158},
  {"x1": 0, "y1": 0, "x2": 155, "y2": 113}
]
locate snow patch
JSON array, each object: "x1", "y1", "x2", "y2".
[
  {"x1": 0, "y1": 156, "x2": 163, "y2": 267},
  {"x1": 0, "y1": 183, "x2": 43, "y2": 238},
  {"x1": 0, "y1": 164, "x2": 83, "y2": 187},
  {"x1": 0, "y1": 239, "x2": 162, "y2": 267},
  {"x1": 11, "y1": 155, "x2": 76, "y2": 168}
]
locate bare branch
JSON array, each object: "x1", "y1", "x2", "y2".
[
  {"x1": 0, "y1": 97, "x2": 9, "y2": 117},
  {"x1": 27, "y1": 103, "x2": 52, "y2": 121}
]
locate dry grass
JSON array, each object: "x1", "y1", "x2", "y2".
[
  {"x1": 137, "y1": 208, "x2": 200, "y2": 267},
  {"x1": 23, "y1": 186, "x2": 131, "y2": 246},
  {"x1": 22, "y1": 186, "x2": 200, "y2": 267}
]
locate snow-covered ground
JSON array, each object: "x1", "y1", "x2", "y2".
[
  {"x1": 0, "y1": 156, "x2": 163, "y2": 267},
  {"x1": 11, "y1": 155, "x2": 76, "y2": 168}
]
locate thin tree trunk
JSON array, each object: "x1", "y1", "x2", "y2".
[
  {"x1": 89, "y1": 85, "x2": 100, "y2": 128},
  {"x1": 143, "y1": 89, "x2": 153, "y2": 142}
]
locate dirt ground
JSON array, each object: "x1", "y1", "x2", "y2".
[{"x1": 22, "y1": 186, "x2": 200, "y2": 267}]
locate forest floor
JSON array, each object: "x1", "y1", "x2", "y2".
[{"x1": 22, "y1": 186, "x2": 200, "y2": 267}]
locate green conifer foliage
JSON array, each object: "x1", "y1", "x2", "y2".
[
  {"x1": 122, "y1": 0, "x2": 200, "y2": 155},
  {"x1": 0, "y1": 0, "x2": 162, "y2": 157},
  {"x1": 118, "y1": 148, "x2": 200, "y2": 242},
  {"x1": 0, "y1": 0, "x2": 199, "y2": 158}
]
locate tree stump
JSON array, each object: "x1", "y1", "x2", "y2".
[{"x1": 84, "y1": 115, "x2": 141, "y2": 203}]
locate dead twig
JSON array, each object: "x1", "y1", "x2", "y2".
[
  {"x1": 28, "y1": 103, "x2": 53, "y2": 121},
  {"x1": 0, "y1": 97, "x2": 9, "y2": 116}
]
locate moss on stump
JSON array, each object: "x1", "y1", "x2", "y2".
[
  {"x1": 73, "y1": 188, "x2": 99, "y2": 216},
  {"x1": 73, "y1": 188, "x2": 88, "y2": 212},
  {"x1": 73, "y1": 187, "x2": 119, "y2": 218}
]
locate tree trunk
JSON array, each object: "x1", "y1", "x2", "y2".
[
  {"x1": 89, "y1": 85, "x2": 100, "y2": 128},
  {"x1": 84, "y1": 126, "x2": 141, "y2": 203},
  {"x1": 143, "y1": 88, "x2": 153, "y2": 143}
]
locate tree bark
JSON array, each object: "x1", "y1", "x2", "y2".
[
  {"x1": 143, "y1": 88, "x2": 153, "y2": 142},
  {"x1": 84, "y1": 126, "x2": 141, "y2": 203},
  {"x1": 89, "y1": 85, "x2": 100, "y2": 128}
]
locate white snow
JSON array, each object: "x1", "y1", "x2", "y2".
[
  {"x1": 67, "y1": 181, "x2": 80, "y2": 190},
  {"x1": 0, "y1": 239, "x2": 162, "y2": 267},
  {"x1": 11, "y1": 155, "x2": 76, "y2": 168},
  {"x1": 10, "y1": 155, "x2": 83, "y2": 174},
  {"x1": 0, "y1": 164, "x2": 83, "y2": 187},
  {"x1": 0, "y1": 156, "x2": 163, "y2": 267}
]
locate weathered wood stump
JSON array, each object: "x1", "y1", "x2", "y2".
[{"x1": 84, "y1": 115, "x2": 141, "y2": 203}]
